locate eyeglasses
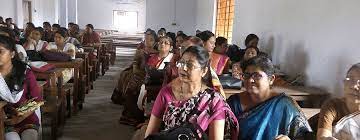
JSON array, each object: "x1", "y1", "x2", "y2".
[
  {"x1": 344, "y1": 78, "x2": 360, "y2": 85},
  {"x1": 176, "y1": 61, "x2": 201, "y2": 71},
  {"x1": 242, "y1": 72, "x2": 265, "y2": 81},
  {"x1": 159, "y1": 41, "x2": 171, "y2": 45}
]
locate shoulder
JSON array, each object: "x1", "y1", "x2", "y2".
[
  {"x1": 158, "y1": 84, "x2": 174, "y2": 101},
  {"x1": 227, "y1": 93, "x2": 240, "y2": 104},
  {"x1": 319, "y1": 98, "x2": 344, "y2": 114},
  {"x1": 25, "y1": 68, "x2": 36, "y2": 79},
  {"x1": 48, "y1": 42, "x2": 56, "y2": 47},
  {"x1": 65, "y1": 43, "x2": 76, "y2": 49}
]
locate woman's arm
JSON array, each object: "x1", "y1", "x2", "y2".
[
  {"x1": 317, "y1": 128, "x2": 337, "y2": 140},
  {"x1": 317, "y1": 100, "x2": 337, "y2": 140},
  {"x1": 208, "y1": 119, "x2": 225, "y2": 140},
  {"x1": 144, "y1": 115, "x2": 162, "y2": 138}
]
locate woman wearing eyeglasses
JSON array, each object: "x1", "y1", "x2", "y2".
[
  {"x1": 317, "y1": 63, "x2": 360, "y2": 140},
  {"x1": 145, "y1": 46, "x2": 239, "y2": 140},
  {"x1": 227, "y1": 56, "x2": 311, "y2": 140}
]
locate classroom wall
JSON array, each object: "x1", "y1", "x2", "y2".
[
  {"x1": 232, "y1": 0, "x2": 360, "y2": 96},
  {"x1": 0, "y1": 0, "x2": 17, "y2": 22},
  {"x1": 77, "y1": 0, "x2": 146, "y2": 32},
  {"x1": 145, "y1": 0, "x2": 197, "y2": 35},
  {"x1": 0, "y1": 0, "x2": 56, "y2": 28},
  {"x1": 195, "y1": 0, "x2": 216, "y2": 34}
]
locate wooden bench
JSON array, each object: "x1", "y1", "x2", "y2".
[
  {"x1": 0, "y1": 101, "x2": 7, "y2": 140},
  {"x1": 46, "y1": 59, "x2": 84, "y2": 113},
  {"x1": 82, "y1": 47, "x2": 98, "y2": 84},
  {"x1": 76, "y1": 52, "x2": 91, "y2": 95},
  {"x1": 34, "y1": 68, "x2": 66, "y2": 140},
  {"x1": 224, "y1": 86, "x2": 329, "y2": 108}
]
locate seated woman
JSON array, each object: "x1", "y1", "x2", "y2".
[
  {"x1": 19, "y1": 22, "x2": 35, "y2": 45},
  {"x1": 173, "y1": 33, "x2": 187, "y2": 55},
  {"x1": 23, "y1": 27, "x2": 48, "y2": 51},
  {"x1": 243, "y1": 34, "x2": 268, "y2": 58},
  {"x1": 46, "y1": 29, "x2": 76, "y2": 83},
  {"x1": 232, "y1": 46, "x2": 259, "y2": 80},
  {"x1": 69, "y1": 24, "x2": 81, "y2": 42},
  {"x1": 81, "y1": 24, "x2": 101, "y2": 46},
  {"x1": 61, "y1": 27, "x2": 81, "y2": 49},
  {"x1": 214, "y1": 37, "x2": 228, "y2": 55},
  {"x1": 145, "y1": 46, "x2": 238, "y2": 140},
  {"x1": 42, "y1": 22, "x2": 53, "y2": 42},
  {"x1": 227, "y1": 56, "x2": 311, "y2": 140},
  {"x1": 115, "y1": 30, "x2": 158, "y2": 126},
  {"x1": 317, "y1": 63, "x2": 360, "y2": 140},
  {"x1": 197, "y1": 31, "x2": 230, "y2": 75},
  {"x1": 138, "y1": 36, "x2": 179, "y2": 118},
  {"x1": 0, "y1": 35, "x2": 43, "y2": 140},
  {"x1": 0, "y1": 27, "x2": 27, "y2": 62}
]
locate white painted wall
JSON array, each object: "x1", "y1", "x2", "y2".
[
  {"x1": 32, "y1": 0, "x2": 57, "y2": 26},
  {"x1": 146, "y1": 0, "x2": 196, "y2": 35},
  {"x1": 195, "y1": 0, "x2": 216, "y2": 34},
  {"x1": 77, "y1": 0, "x2": 146, "y2": 31},
  {"x1": 0, "y1": 0, "x2": 17, "y2": 23},
  {"x1": 232, "y1": 0, "x2": 360, "y2": 96},
  {"x1": 0, "y1": 0, "x2": 56, "y2": 28}
]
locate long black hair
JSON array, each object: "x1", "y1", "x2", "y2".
[{"x1": 0, "y1": 35, "x2": 27, "y2": 92}]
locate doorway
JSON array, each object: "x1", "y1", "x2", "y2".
[{"x1": 23, "y1": 0, "x2": 32, "y2": 25}]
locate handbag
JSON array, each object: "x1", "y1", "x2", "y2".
[
  {"x1": 26, "y1": 50, "x2": 43, "y2": 61},
  {"x1": 218, "y1": 75, "x2": 242, "y2": 89},
  {"x1": 145, "y1": 123, "x2": 208, "y2": 140},
  {"x1": 40, "y1": 50, "x2": 71, "y2": 61}
]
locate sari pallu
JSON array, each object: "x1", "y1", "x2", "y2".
[
  {"x1": 333, "y1": 111, "x2": 360, "y2": 140},
  {"x1": 160, "y1": 88, "x2": 239, "y2": 140},
  {"x1": 227, "y1": 93, "x2": 312, "y2": 140},
  {"x1": 210, "y1": 53, "x2": 230, "y2": 75}
]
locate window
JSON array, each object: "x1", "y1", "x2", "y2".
[
  {"x1": 215, "y1": 0, "x2": 235, "y2": 43},
  {"x1": 113, "y1": 10, "x2": 138, "y2": 32}
]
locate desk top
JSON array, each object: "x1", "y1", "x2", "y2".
[
  {"x1": 224, "y1": 86, "x2": 328, "y2": 97},
  {"x1": 47, "y1": 58, "x2": 83, "y2": 67}
]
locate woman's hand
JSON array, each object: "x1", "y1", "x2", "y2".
[
  {"x1": 232, "y1": 62, "x2": 242, "y2": 79},
  {"x1": 275, "y1": 135, "x2": 290, "y2": 140}
]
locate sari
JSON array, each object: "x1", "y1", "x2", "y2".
[
  {"x1": 227, "y1": 93, "x2": 312, "y2": 140},
  {"x1": 152, "y1": 84, "x2": 239, "y2": 139},
  {"x1": 210, "y1": 52, "x2": 230, "y2": 75},
  {"x1": 22, "y1": 40, "x2": 48, "y2": 51},
  {"x1": 115, "y1": 43, "x2": 158, "y2": 124},
  {"x1": 333, "y1": 111, "x2": 360, "y2": 140},
  {"x1": 138, "y1": 53, "x2": 178, "y2": 115}
]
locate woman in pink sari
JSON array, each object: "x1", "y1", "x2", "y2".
[{"x1": 145, "y1": 46, "x2": 238, "y2": 140}]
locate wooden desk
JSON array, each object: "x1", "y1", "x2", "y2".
[
  {"x1": 224, "y1": 86, "x2": 329, "y2": 107},
  {"x1": 34, "y1": 68, "x2": 65, "y2": 140},
  {"x1": 47, "y1": 58, "x2": 84, "y2": 113},
  {"x1": 0, "y1": 101, "x2": 7, "y2": 140},
  {"x1": 301, "y1": 108, "x2": 320, "y2": 119},
  {"x1": 76, "y1": 52, "x2": 90, "y2": 95}
]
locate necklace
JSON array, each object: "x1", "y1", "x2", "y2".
[{"x1": 179, "y1": 83, "x2": 202, "y2": 100}]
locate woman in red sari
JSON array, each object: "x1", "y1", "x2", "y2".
[
  {"x1": 138, "y1": 36, "x2": 179, "y2": 116},
  {"x1": 197, "y1": 31, "x2": 230, "y2": 75}
]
